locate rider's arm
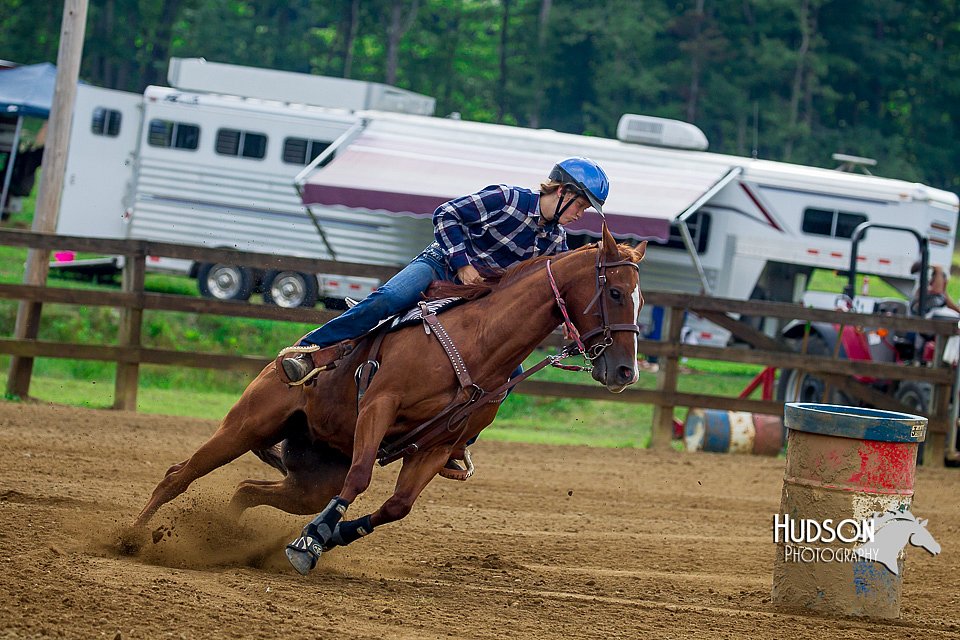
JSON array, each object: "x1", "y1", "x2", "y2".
[{"x1": 433, "y1": 185, "x2": 510, "y2": 270}]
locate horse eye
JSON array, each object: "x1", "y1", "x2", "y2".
[{"x1": 609, "y1": 288, "x2": 622, "y2": 301}]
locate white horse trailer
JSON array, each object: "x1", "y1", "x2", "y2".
[
  {"x1": 295, "y1": 111, "x2": 959, "y2": 343},
  {"x1": 54, "y1": 58, "x2": 435, "y2": 307}
]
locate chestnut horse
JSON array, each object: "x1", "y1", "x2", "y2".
[{"x1": 133, "y1": 224, "x2": 646, "y2": 575}]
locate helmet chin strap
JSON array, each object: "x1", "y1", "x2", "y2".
[{"x1": 552, "y1": 186, "x2": 578, "y2": 222}]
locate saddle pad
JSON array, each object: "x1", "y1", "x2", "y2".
[{"x1": 388, "y1": 297, "x2": 467, "y2": 332}]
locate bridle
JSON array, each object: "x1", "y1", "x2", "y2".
[{"x1": 547, "y1": 241, "x2": 641, "y2": 362}]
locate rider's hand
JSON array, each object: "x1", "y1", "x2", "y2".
[{"x1": 457, "y1": 264, "x2": 482, "y2": 285}]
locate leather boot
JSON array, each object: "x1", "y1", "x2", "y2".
[
  {"x1": 276, "y1": 342, "x2": 355, "y2": 386},
  {"x1": 439, "y1": 447, "x2": 475, "y2": 481},
  {"x1": 281, "y1": 353, "x2": 319, "y2": 384}
]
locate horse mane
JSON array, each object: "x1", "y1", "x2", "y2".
[{"x1": 425, "y1": 244, "x2": 605, "y2": 301}]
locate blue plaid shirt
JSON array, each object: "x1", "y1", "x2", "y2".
[{"x1": 433, "y1": 185, "x2": 568, "y2": 273}]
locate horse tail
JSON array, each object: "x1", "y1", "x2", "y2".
[{"x1": 252, "y1": 443, "x2": 288, "y2": 476}]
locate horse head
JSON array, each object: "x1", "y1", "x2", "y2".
[
  {"x1": 564, "y1": 223, "x2": 646, "y2": 392},
  {"x1": 909, "y1": 517, "x2": 942, "y2": 556},
  {"x1": 856, "y1": 509, "x2": 941, "y2": 574}
]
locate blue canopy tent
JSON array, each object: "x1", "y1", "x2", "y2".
[
  {"x1": 0, "y1": 63, "x2": 56, "y2": 214},
  {"x1": 0, "y1": 62, "x2": 56, "y2": 118}
]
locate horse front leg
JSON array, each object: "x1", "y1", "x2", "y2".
[
  {"x1": 322, "y1": 446, "x2": 451, "y2": 552},
  {"x1": 285, "y1": 395, "x2": 399, "y2": 575}
]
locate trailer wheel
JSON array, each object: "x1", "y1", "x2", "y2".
[
  {"x1": 197, "y1": 263, "x2": 254, "y2": 301},
  {"x1": 894, "y1": 380, "x2": 932, "y2": 415},
  {"x1": 776, "y1": 335, "x2": 837, "y2": 403},
  {"x1": 263, "y1": 270, "x2": 318, "y2": 308}
]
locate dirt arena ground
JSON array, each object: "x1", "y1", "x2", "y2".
[{"x1": 0, "y1": 401, "x2": 957, "y2": 639}]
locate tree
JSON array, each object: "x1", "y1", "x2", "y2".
[
  {"x1": 385, "y1": 0, "x2": 419, "y2": 85},
  {"x1": 1, "y1": 0, "x2": 957, "y2": 190}
]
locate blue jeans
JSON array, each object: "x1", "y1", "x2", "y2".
[{"x1": 300, "y1": 243, "x2": 455, "y2": 347}]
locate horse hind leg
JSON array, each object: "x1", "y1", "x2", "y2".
[
  {"x1": 228, "y1": 475, "x2": 342, "y2": 518},
  {"x1": 229, "y1": 442, "x2": 350, "y2": 518},
  {"x1": 251, "y1": 443, "x2": 286, "y2": 475},
  {"x1": 133, "y1": 425, "x2": 262, "y2": 528},
  {"x1": 133, "y1": 373, "x2": 300, "y2": 528},
  {"x1": 163, "y1": 460, "x2": 188, "y2": 477}
]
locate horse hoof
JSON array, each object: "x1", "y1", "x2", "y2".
[
  {"x1": 285, "y1": 536, "x2": 322, "y2": 575},
  {"x1": 285, "y1": 547, "x2": 319, "y2": 575}
]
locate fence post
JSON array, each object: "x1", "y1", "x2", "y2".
[
  {"x1": 925, "y1": 391, "x2": 947, "y2": 468},
  {"x1": 919, "y1": 335, "x2": 949, "y2": 468},
  {"x1": 113, "y1": 248, "x2": 146, "y2": 411},
  {"x1": 650, "y1": 306, "x2": 684, "y2": 449},
  {"x1": 5, "y1": 0, "x2": 89, "y2": 399}
]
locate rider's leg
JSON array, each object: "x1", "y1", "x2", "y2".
[{"x1": 279, "y1": 255, "x2": 444, "y2": 384}]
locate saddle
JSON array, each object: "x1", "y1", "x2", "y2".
[{"x1": 385, "y1": 297, "x2": 468, "y2": 331}]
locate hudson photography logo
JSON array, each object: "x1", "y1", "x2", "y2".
[{"x1": 773, "y1": 508, "x2": 941, "y2": 574}]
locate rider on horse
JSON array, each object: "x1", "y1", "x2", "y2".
[{"x1": 276, "y1": 156, "x2": 610, "y2": 476}]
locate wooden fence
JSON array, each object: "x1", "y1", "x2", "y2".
[{"x1": 1, "y1": 228, "x2": 957, "y2": 466}]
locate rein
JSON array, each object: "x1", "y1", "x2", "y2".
[{"x1": 375, "y1": 244, "x2": 640, "y2": 467}]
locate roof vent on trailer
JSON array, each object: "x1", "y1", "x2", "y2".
[
  {"x1": 616, "y1": 114, "x2": 709, "y2": 151},
  {"x1": 832, "y1": 153, "x2": 877, "y2": 175}
]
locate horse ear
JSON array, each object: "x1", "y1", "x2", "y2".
[
  {"x1": 635, "y1": 240, "x2": 647, "y2": 263},
  {"x1": 920, "y1": 519, "x2": 928, "y2": 527},
  {"x1": 601, "y1": 222, "x2": 618, "y2": 261}
]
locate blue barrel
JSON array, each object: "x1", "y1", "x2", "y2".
[
  {"x1": 684, "y1": 409, "x2": 784, "y2": 456},
  {"x1": 772, "y1": 403, "x2": 927, "y2": 618}
]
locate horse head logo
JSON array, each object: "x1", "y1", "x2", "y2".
[{"x1": 855, "y1": 509, "x2": 941, "y2": 575}]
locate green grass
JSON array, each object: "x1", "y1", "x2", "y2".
[
  {"x1": 1, "y1": 368, "x2": 242, "y2": 420},
  {"x1": 808, "y1": 268, "x2": 904, "y2": 298},
  {"x1": 0, "y1": 352, "x2": 765, "y2": 448}
]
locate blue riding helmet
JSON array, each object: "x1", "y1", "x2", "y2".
[{"x1": 548, "y1": 157, "x2": 610, "y2": 213}]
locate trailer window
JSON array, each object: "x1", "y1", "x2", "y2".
[
  {"x1": 663, "y1": 211, "x2": 711, "y2": 253},
  {"x1": 282, "y1": 138, "x2": 332, "y2": 165},
  {"x1": 215, "y1": 128, "x2": 267, "y2": 160},
  {"x1": 91, "y1": 108, "x2": 122, "y2": 137},
  {"x1": 147, "y1": 119, "x2": 200, "y2": 150},
  {"x1": 802, "y1": 208, "x2": 867, "y2": 238}
]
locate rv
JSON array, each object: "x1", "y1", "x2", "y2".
[
  {"x1": 54, "y1": 59, "x2": 959, "y2": 343},
  {"x1": 296, "y1": 109, "x2": 959, "y2": 342}
]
